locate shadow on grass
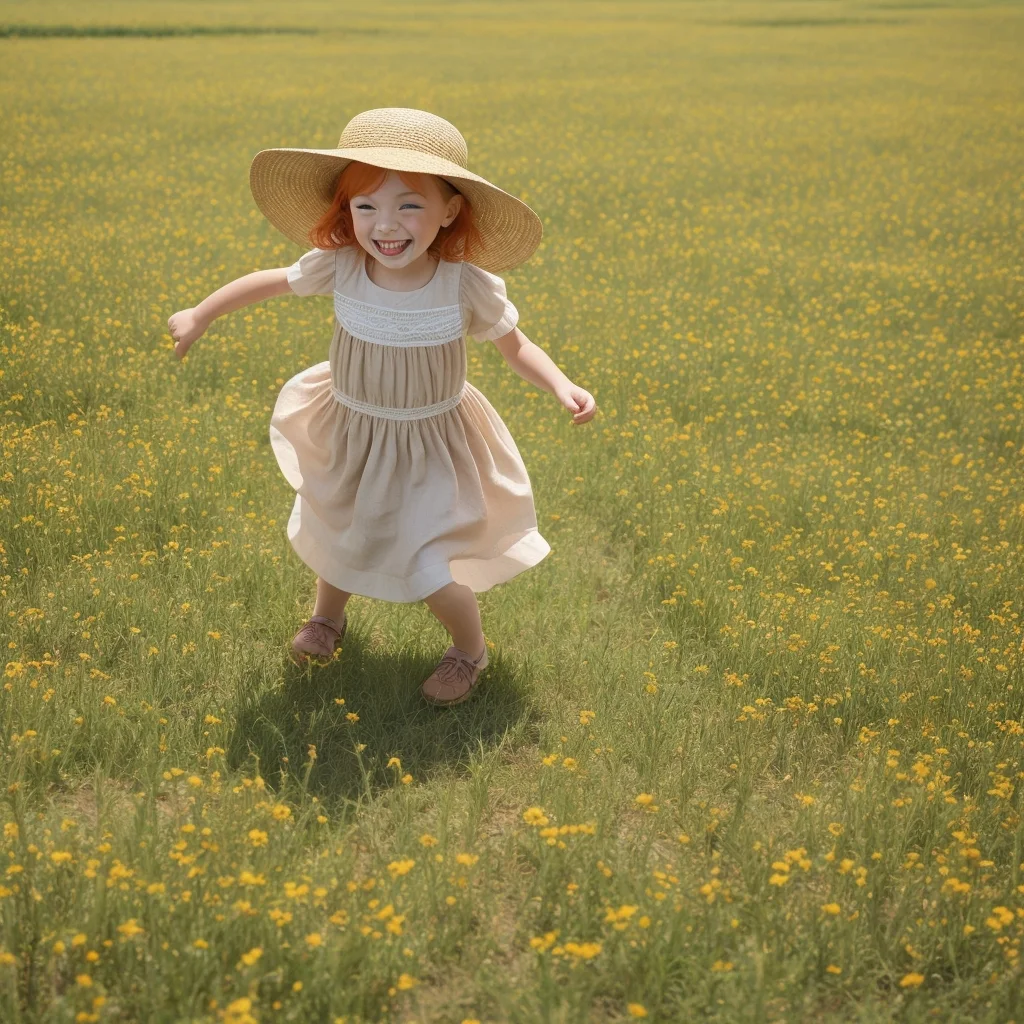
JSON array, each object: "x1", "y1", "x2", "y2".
[{"x1": 226, "y1": 629, "x2": 539, "y2": 812}]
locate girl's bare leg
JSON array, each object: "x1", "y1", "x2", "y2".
[
  {"x1": 423, "y1": 581, "x2": 485, "y2": 657},
  {"x1": 313, "y1": 577, "x2": 351, "y2": 623}
]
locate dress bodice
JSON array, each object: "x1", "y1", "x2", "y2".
[{"x1": 285, "y1": 245, "x2": 519, "y2": 419}]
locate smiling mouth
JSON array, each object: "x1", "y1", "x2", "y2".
[{"x1": 373, "y1": 239, "x2": 412, "y2": 256}]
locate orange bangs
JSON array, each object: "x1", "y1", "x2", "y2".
[{"x1": 308, "y1": 161, "x2": 483, "y2": 264}]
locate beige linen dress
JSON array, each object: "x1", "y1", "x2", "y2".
[{"x1": 269, "y1": 244, "x2": 551, "y2": 603}]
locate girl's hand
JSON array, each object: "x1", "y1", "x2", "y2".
[
  {"x1": 555, "y1": 382, "x2": 597, "y2": 425},
  {"x1": 167, "y1": 308, "x2": 209, "y2": 360}
]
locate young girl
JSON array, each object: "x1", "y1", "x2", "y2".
[{"x1": 167, "y1": 107, "x2": 596, "y2": 706}]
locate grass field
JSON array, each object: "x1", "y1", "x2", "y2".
[{"x1": 2, "y1": 1, "x2": 1023, "y2": 1020}]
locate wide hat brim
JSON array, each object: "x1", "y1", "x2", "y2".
[{"x1": 249, "y1": 146, "x2": 542, "y2": 274}]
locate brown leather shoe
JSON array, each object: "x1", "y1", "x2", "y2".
[
  {"x1": 420, "y1": 641, "x2": 489, "y2": 706},
  {"x1": 290, "y1": 613, "x2": 347, "y2": 665}
]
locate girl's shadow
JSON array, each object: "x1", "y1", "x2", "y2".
[{"x1": 226, "y1": 628, "x2": 541, "y2": 809}]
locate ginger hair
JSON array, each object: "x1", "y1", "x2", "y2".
[{"x1": 308, "y1": 161, "x2": 483, "y2": 263}]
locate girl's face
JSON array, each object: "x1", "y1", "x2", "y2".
[{"x1": 349, "y1": 170, "x2": 462, "y2": 269}]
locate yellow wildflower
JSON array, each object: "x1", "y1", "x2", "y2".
[{"x1": 523, "y1": 806, "x2": 549, "y2": 826}]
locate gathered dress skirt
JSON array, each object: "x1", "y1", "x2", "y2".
[{"x1": 269, "y1": 324, "x2": 550, "y2": 603}]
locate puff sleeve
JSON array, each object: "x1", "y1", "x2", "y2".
[
  {"x1": 286, "y1": 247, "x2": 337, "y2": 296},
  {"x1": 460, "y1": 262, "x2": 519, "y2": 342}
]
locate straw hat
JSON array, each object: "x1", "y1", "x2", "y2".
[{"x1": 249, "y1": 107, "x2": 542, "y2": 273}]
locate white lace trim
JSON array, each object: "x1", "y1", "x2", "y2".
[
  {"x1": 333, "y1": 291, "x2": 464, "y2": 347},
  {"x1": 331, "y1": 383, "x2": 466, "y2": 420}
]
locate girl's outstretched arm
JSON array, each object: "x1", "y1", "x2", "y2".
[
  {"x1": 168, "y1": 267, "x2": 294, "y2": 360},
  {"x1": 491, "y1": 326, "x2": 597, "y2": 426}
]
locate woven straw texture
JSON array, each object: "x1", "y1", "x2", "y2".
[{"x1": 249, "y1": 108, "x2": 542, "y2": 273}]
